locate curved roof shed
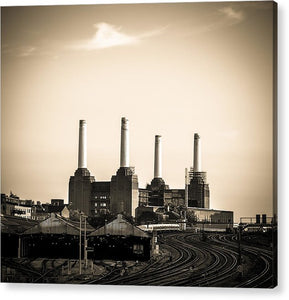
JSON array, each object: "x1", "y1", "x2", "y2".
[
  {"x1": 89, "y1": 214, "x2": 149, "y2": 238},
  {"x1": 23, "y1": 213, "x2": 94, "y2": 235}
]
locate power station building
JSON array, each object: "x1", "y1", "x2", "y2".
[
  {"x1": 68, "y1": 118, "x2": 231, "y2": 223},
  {"x1": 69, "y1": 118, "x2": 138, "y2": 218},
  {"x1": 138, "y1": 133, "x2": 209, "y2": 210}
]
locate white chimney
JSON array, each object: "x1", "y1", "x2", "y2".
[
  {"x1": 120, "y1": 117, "x2": 129, "y2": 167},
  {"x1": 154, "y1": 135, "x2": 162, "y2": 178},
  {"x1": 193, "y1": 133, "x2": 201, "y2": 172},
  {"x1": 78, "y1": 120, "x2": 87, "y2": 169}
]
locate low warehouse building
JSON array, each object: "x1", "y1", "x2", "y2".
[
  {"x1": 89, "y1": 214, "x2": 151, "y2": 261},
  {"x1": 1, "y1": 214, "x2": 39, "y2": 257},
  {"x1": 21, "y1": 213, "x2": 95, "y2": 258},
  {"x1": 187, "y1": 207, "x2": 234, "y2": 231},
  {"x1": 187, "y1": 207, "x2": 233, "y2": 223}
]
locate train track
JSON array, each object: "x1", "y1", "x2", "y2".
[
  {"x1": 85, "y1": 232, "x2": 239, "y2": 287},
  {"x1": 85, "y1": 232, "x2": 273, "y2": 287},
  {"x1": 172, "y1": 233, "x2": 239, "y2": 287},
  {"x1": 206, "y1": 234, "x2": 274, "y2": 288},
  {"x1": 2, "y1": 232, "x2": 274, "y2": 287},
  {"x1": 106, "y1": 234, "x2": 198, "y2": 286},
  {"x1": 2, "y1": 258, "x2": 67, "y2": 283},
  {"x1": 83, "y1": 237, "x2": 189, "y2": 285}
]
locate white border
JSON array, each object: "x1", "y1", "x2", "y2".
[{"x1": 0, "y1": 0, "x2": 288, "y2": 299}]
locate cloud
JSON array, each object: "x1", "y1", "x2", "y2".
[
  {"x1": 18, "y1": 46, "x2": 37, "y2": 57},
  {"x1": 2, "y1": 45, "x2": 37, "y2": 58},
  {"x1": 70, "y1": 22, "x2": 166, "y2": 50},
  {"x1": 3, "y1": 45, "x2": 60, "y2": 60},
  {"x1": 218, "y1": 6, "x2": 245, "y2": 24},
  {"x1": 190, "y1": 6, "x2": 245, "y2": 35},
  {"x1": 3, "y1": 23, "x2": 167, "y2": 59}
]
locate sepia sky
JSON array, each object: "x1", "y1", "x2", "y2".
[{"x1": 1, "y1": 1, "x2": 276, "y2": 222}]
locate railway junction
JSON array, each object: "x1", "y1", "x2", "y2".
[{"x1": 1, "y1": 213, "x2": 276, "y2": 288}]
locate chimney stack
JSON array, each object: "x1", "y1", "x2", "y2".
[
  {"x1": 78, "y1": 120, "x2": 87, "y2": 169},
  {"x1": 120, "y1": 117, "x2": 129, "y2": 167},
  {"x1": 193, "y1": 133, "x2": 201, "y2": 172},
  {"x1": 154, "y1": 135, "x2": 162, "y2": 178}
]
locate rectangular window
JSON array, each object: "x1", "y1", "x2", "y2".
[{"x1": 100, "y1": 202, "x2": 106, "y2": 207}]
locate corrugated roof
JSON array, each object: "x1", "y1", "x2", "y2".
[
  {"x1": 23, "y1": 213, "x2": 95, "y2": 235},
  {"x1": 89, "y1": 214, "x2": 150, "y2": 238},
  {"x1": 1, "y1": 214, "x2": 39, "y2": 234}
]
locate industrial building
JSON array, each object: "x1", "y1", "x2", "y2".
[
  {"x1": 12, "y1": 213, "x2": 95, "y2": 259},
  {"x1": 68, "y1": 118, "x2": 232, "y2": 224},
  {"x1": 69, "y1": 118, "x2": 138, "y2": 218},
  {"x1": 110, "y1": 118, "x2": 139, "y2": 218},
  {"x1": 89, "y1": 214, "x2": 151, "y2": 260},
  {"x1": 138, "y1": 133, "x2": 209, "y2": 210},
  {"x1": 1, "y1": 213, "x2": 152, "y2": 260},
  {"x1": 1, "y1": 214, "x2": 39, "y2": 257}
]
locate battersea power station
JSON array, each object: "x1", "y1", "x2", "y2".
[{"x1": 69, "y1": 118, "x2": 232, "y2": 224}]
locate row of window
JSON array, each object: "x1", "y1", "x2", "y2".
[
  {"x1": 94, "y1": 202, "x2": 107, "y2": 207},
  {"x1": 14, "y1": 208, "x2": 31, "y2": 214},
  {"x1": 94, "y1": 209, "x2": 108, "y2": 214},
  {"x1": 94, "y1": 195, "x2": 108, "y2": 200}
]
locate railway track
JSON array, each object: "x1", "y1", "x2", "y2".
[
  {"x1": 108, "y1": 234, "x2": 198, "y2": 286},
  {"x1": 85, "y1": 232, "x2": 273, "y2": 287},
  {"x1": 206, "y1": 234, "x2": 274, "y2": 288},
  {"x1": 173, "y1": 233, "x2": 239, "y2": 287},
  {"x1": 86, "y1": 232, "x2": 239, "y2": 287},
  {"x1": 2, "y1": 232, "x2": 274, "y2": 287},
  {"x1": 2, "y1": 258, "x2": 67, "y2": 283},
  {"x1": 84, "y1": 236, "x2": 189, "y2": 285}
]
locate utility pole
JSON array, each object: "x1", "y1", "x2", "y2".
[
  {"x1": 79, "y1": 214, "x2": 82, "y2": 275},
  {"x1": 237, "y1": 224, "x2": 244, "y2": 277},
  {"x1": 18, "y1": 235, "x2": 21, "y2": 258},
  {"x1": 185, "y1": 168, "x2": 189, "y2": 209},
  {"x1": 84, "y1": 216, "x2": 88, "y2": 269},
  {"x1": 238, "y1": 225, "x2": 242, "y2": 265}
]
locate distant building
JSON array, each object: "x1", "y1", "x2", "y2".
[
  {"x1": 1, "y1": 193, "x2": 34, "y2": 219},
  {"x1": 110, "y1": 167, "x2": 138, "y2": 218},
  {"x1": 13, "y1": 205, "x2": 32, "y2": 219},
  {"x1": 69, "y1": 168, "x2": 95, "y2": 216},
  {"x1": 46, "y1": 204, "x2": 70, "y2": 218},
  {"x1": 91, "y1": 181, "x2": 110, "y2": 215},
  {"x1": 67, "y1": 120, "x2": 232, "y2": 224},
  {"x1": 1, "y1": 194, "x2": 71, "y2": 220},
  {"x1": 187, "y1": 207, "x2": 233, "y2": 224},
  {"x1": 51, "y1": 199, "x2": 64, "y2": 206},
  {"x1": 31, "y1": 203, "x2": 49, "y2": 221},
  {"x1": 187, "y1": 134, "x2": 210, "y2": 209},
  {"x1": 109, "y1": 118, "x2": 139, "y2": 218},
  {"x1": 138, "y1": 134, "x2": 210, "y2": 217},
  {"x1": 69, "y1": 118, "x2": 139, "y2": 218},
  {"x1": 188, "y1": 170, "x2": 210, "y2": 208}
]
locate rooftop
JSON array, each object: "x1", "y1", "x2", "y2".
[{"x1": 89, "y1": 214, "x2": 150, "y2": 238}]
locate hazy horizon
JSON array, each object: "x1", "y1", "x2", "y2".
[{"x1": 1, "y1": 1, "x2": 276, "y2": 222}]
